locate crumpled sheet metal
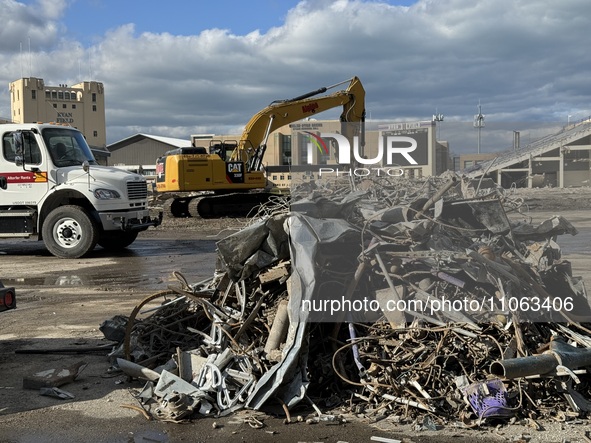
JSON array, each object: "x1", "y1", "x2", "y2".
[
  {"x1": 289, "y1": 189, "x2": 366, "y2": 219},
  {"x1": 511, "y1": 214, "x2": 578, "y2": 241},
  {"x1": 216, "y1": 214, "x2": 289, "y2": 282},
  {"x1": 436, "y1": 197, "x2": 512, "y2": 235},
  {"x1": 245, "y1": 291, "x2": 310, "y2": 410},
  {"x1": 247, "y1": 214, "x2": 361, "y2": 409},
  {"x1": 286, "y1": 214, "x2": 360, "y2": 317}
]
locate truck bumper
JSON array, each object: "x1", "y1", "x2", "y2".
[{"x1": 98, "y1": 210, "x2": 163, "y2": 232}]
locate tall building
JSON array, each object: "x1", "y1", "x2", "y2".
[{"x1": 9, "y1": 77, "x2": 107, "y2": 149}]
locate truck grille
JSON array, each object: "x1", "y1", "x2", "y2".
[{"x1": 127, "y1": 181, "x2": 148, "y2": 200}]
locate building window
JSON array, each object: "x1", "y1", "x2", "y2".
[
  {"x1": 62, "y1": 104, "x2": 67, "y2": 109},
  {"x1": 92, "y1": 93, "x2": 97, "y2": 102},
  {"x1": 64, "y1": 92, "x2": 70, "y2": 100},
  {"x1": 45, "y1": 91, "x2": 50, "y2": 99},
  {"x1": 280, "y1": 134, "x2": 292, "y2": 165},
  {"x1": 280, "y1": 175, "x2": 285, "y2": 180},
  {"x1": 72, "y1": 104, "x2": 76, "y2": 109},
  {"x1": 52, "y1": 104, "x2": 57, "y2": 108},
  {"x1": 299, "y1": 134, "x2": 310, "y2": 164},
  {"x1": 93, "y1": 131, "x2": 98, "y2": 137},
  {"x1": 272, "y1": 175, "x2": 277, "y2": 180},
  {"x1": 31, "y1": 90, "x2": 36, "y2": 100},
  {"x1": 58, "y1": 91, "x2": 64, "y2": 100},
  {"x1": 51, "y1": 91, "x2": 57, "y2": 100},
  {"x1": 92, "y1": 105, "x2": 97, "y2": 112},
  {"x1": 464, "y1": 160, "x2": 474, "y2": 168}
]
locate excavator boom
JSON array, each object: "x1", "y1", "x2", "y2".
[{"x1": 238, "y1": 76, "x2": 365, "y2": 170}]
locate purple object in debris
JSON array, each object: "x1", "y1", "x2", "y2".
[{"x1": 464, "y1": 379, "x2": 512, "y2": 418}]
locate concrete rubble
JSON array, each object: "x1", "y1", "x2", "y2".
[{"x1": 103, "y1": 172, "x2": 591, "y2": 429}]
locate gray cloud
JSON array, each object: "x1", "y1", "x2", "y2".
[
  {"x1": 1, "y1": 0, "x2": 590, "y2": 155},
  {"x1": 0, "y1": 0, "x2": 65, "y2": 52}
]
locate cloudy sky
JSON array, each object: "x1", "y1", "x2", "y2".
[{"x1": 1, "y1": 0, "x2": 590, "y2": 154}]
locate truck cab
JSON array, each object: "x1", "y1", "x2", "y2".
[{"x1": 0, "y1": 123, "x2": 161, "y2": 258}]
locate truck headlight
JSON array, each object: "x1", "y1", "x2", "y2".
[{"x1": 94, "y1": 188, "x2": 121, "y2": 199}]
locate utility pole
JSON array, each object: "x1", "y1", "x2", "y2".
[
  {"x1": 433, "y1": 111, "x2": 444, "y2": 140},
  {"x1": 513, "y1": 131, "x2": 520, "y2": 151},
  {"x1": 474, "y1": 102, "x2": 485, "y2": 154}
]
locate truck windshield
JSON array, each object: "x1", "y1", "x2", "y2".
[{"x1": 42, "y1": 128, "x2": 98, "y2": 167}]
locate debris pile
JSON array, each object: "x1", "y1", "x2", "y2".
[{"x1": 107, "y1": 173, "x2": 591, "y2": 427}]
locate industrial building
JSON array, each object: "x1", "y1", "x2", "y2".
[
  {"x1": 9, "y1": 77, "x2": 107, "y2": 151},
  {"x1": 466, "y1": 119, "x2": 591, "y2": 188},
  {"x1": 107, "y1": 133, "x2": 191, "y2": 176}
]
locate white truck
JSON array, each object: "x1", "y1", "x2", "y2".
[{"x1": 0, "y1": 123, "x2": 161, "y2": 258}]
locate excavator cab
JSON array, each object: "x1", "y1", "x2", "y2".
[{"x1": 209, "y1": 140, "x2": 238, "y2": 161}]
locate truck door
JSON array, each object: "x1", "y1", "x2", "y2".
[{"x1": 0, "y1": 130, "x2": 49, "y2": 206}]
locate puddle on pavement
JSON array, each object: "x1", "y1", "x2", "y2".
[
  {"x1": 556, "y1": 229, "x2": 591, "y2": 255},
  {"x1": 3, "y1": 273, "x2": 165, "y2": 289}
]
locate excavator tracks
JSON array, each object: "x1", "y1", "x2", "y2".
[
  {"x1": 197, "y1": 192, "x2": 277, "y2": 218},
  {"x1": 168, "y1": 192, "x2": 280, "y2": 218}
]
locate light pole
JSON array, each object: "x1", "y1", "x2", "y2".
[
  {"x1": 513, "y1": 131, "x2": 520, "y2": 151},
  {"x1": 474, "y1": 103, "x2": 485, "y2": 154},
  {"x1": 433, "y1": 111, "x2": 444, "y2": 140}
]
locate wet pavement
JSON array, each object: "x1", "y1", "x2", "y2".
[{"x1": 0, "y1": 235, "x2": 219, "y2": 291}]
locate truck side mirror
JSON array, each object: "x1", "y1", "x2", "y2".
[
  {"x1": 13, "y1": 132, "x2": 23, "y2": 167},
  {"x1": 0, "y1": 176, "x2": 7, "y2": 190}
]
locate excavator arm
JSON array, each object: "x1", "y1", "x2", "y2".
[{"x1": 231, "y1": 76, "x2": 366, "y2": 171}]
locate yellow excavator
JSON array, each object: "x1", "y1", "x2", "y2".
[{"x1": 155, "y1": 76, "x2": 365, "y2": 218}]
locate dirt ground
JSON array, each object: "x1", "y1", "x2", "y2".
[{"x1": 2, "y1": 187, "x2": 591, "y2": 443}]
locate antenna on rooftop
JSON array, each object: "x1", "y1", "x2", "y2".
[
  {"x1": 19, "y1": 42, "x2": 23, "y2": 78},
  {"x1": 88, "y1": 51, "x2": 93, "y2": 81},
  {"x1": 28, "y1": 36, "x2": 32, "y2": 77}
]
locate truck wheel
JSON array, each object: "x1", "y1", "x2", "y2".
[
  {"x1": 42, "y1": 205, "x2": 99, "y2": 259},
  {"x1": 98, "y1": 231, "x2": 139, "y2": 250}
]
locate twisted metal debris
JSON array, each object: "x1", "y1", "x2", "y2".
[{"x1": 105, "y1": 173, "x2": 591, "y2": 428}]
